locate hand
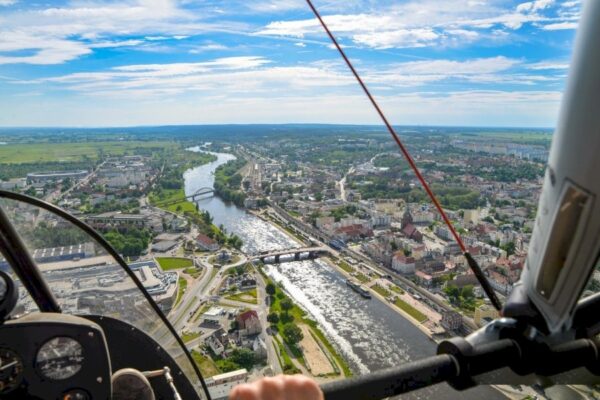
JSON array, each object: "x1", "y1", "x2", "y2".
[{"x1": 229, "y1": 374, "x2": 324, "y2": 400}]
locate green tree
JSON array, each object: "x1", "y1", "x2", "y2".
[
  {"x1": 283, "y1": 324, "x2": 304, "y2": 345},
  {"x1": 229, "y1": 348, "x2": 257, "y2": 370},
  {"x1": 215, "y1": 359, "x2": 241, "y2": 373},
  {"x1": 266, "y1": 283, "x2": 276, "y2": 296},
  {"x1": 267, "y1": 312, "x2": 279, "y2": 324},
  {"x1": 461, "y1": 285, "x2": 474, "y2": 299},
  {"x1": 280, "y1": 298, "x2": 293, "y2": 315}
]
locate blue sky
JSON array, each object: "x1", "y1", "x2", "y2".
[{"x1": 0, "y1": 0, "x2": 581, "y2": 127}]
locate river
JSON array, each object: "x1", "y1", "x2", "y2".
[{"x1": 184, "y1": 147, "x2": 504, "y2": 399}]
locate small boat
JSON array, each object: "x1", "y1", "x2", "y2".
[{"x1": 346, "y1": 279, "x2": 372, "y2": 299}]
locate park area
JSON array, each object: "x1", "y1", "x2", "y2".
[{"x1": 156, "y1": 257, "x2": 193, "y2": 271}]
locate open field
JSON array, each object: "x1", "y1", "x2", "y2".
[
  {"x1": 191, "y1": 350, "x2": 221, "y2": 377},
  {"x1": 0, "y1": 141, "x2": 177, "y2": 163},
  {"x1": 225, "y1": 288, "x2": 258, "y2": 304},
  {"x1": 156, "y1": 257, "x2": 193, "y2": 271},
  {"x1": 393, "y1": 297, "x2": 427, "y2": 323}
]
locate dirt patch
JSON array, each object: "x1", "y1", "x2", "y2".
[{"x1": 299, "y1": 325, "x2": 335, "y2": 376}]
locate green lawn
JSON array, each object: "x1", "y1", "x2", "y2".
[
  {"x1": 355, "y1": 273, "x2": 371, "y2": 284},
  {"x1": 175, "y1": 277, "x2": 187, "y2": 307},
  {"x1": 156, "y1": 257, "x2": 193, "y2": 271},
  {"x1": 225, "y1": 288, "x2": 258, "y2": 304},
  {"x1": 191, "y1": 350, "x2": 221, "y2": 377},
  {"x1": 0, "y1": 141, "x2": 177, "y2": 163},
  {"x1": 389, "y1": 285, "x2": 405, "y2": 295},
  {"x1": 372, "y1": 284, "x2": 391, "y2": 298},
  {"x1": 181, "y1": 331, "x2": 201, "y2": 343},
  {"x1": 184, "y1": 267, "x2": 202, "y2": 278},
  {"x1": 149, "y1": 188, "x2": 198, "y2": 214},
  {"x1": 274, "y1": 335, "x2": 300, "y2": 374},
  {"x1": 393, "y1": 298, "x2": 427, "y2": 323},
  {"x1": 337, "y1": 261, "x2": 354, "y2": 273}
]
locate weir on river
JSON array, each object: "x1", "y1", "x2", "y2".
[{"x1": 184, "y1": 146, "x2": 504, "y2": 399}]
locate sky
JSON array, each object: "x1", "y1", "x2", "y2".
[{"x1": 0, "y1": 0, "x2": 581, "y2": 127}]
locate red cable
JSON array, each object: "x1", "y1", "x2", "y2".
[{"x1": 305, "y1": 0, "x2": 467, "y2": 254}]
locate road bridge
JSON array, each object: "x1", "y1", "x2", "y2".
[
  {"x1": 250, "y1": 246, "x2": 331, "y2": 264},
  {"x1": 154, "y1": 187, "x2": 215, "y2": 206}
]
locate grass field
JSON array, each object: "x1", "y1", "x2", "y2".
[
  {"x1": 0, "y1": 140, "x2": 177, "y2": 163},
  {"x1": 355, "y1": 272, "x2": 371, "y2": 284},
  {"x1": 393, "y1": 298, "x2": 427, "y2": 323},
  {"x1": 372, "y1": 284, "x2": 391, "y2": 298},
  {"x1": 337, "y1": 261, "x2": 354, "y2": 273},
  {"x1": 225, "y1": 288, "x2": 258, "y2": 304},
  {"x1": 191, "y1": 350, "x2": 221, "y2": 377},
  {"x1": 175, "y1": 277, "x2": 187, "y2": 307},
  {"x1": 149, "y1": 188, "x2": 198, "y2": 214},
  {"x1": 156, "y1": 257, "x2": 193, "y2": 271},
  {"x1": 181, "y1": 331, "x2": 201, "y2": 343},
  {"x1": 389, "y1": 285, "x2": 405, "y2": 295},
  {"x1": 184, "y1": 266, "x2": 202, "y2": 278}
]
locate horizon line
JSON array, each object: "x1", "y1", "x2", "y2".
[{"x1": 0, "y1": 123, "x2": 555, "y2": 131}]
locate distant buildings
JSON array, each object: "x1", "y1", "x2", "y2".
[
  {"x1": 0, "y1": 178, "x2": 26, "y2": 190},
  {"x1": 27, "y1": 170, "x2": 88, "y2": 184}
]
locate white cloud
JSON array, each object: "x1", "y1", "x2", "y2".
[
  {"x1": 0, "y1": 0, "x2": 16, "y2": 6},
  {"x1": 256, "y1": 0, "x2": 576, "y2": 49},
  {"x1": 353, "y1": 29, "x2": 439, "y2": 49},
  {"x1": 90, "y1": 40, "x2": 145, "y2": 48},
  {"x1": 23, "y1": 55, "x2": 551, "y2": 100},
  {"x1": 527, "y1": 60, "x2": 569, "y2": 70},
  {"x1": 0, "y1": 31, "x2": 91, "y2": 65},
  {"x1": 0, "y1": 0, "x2": 243, "y2": 65},
  {"x1": 541, "y1": 22, "x2": 577, "y2": 30}
]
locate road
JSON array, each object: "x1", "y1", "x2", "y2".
[
  {"x1": 168, "y1": 251, "x2": 282, "y2": 375},
  {"x1": 337, "y1": 166, "x2": 354, "y2": 202},
  {"x1": 254, "y1": 269, "x2": 283, "y2": 375},
  {"x1": 53, "y1": 160, "x2": 106, "y2": 202}
]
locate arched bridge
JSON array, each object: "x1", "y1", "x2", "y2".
[
  {"x1": 250, "y1": 246, "x2": 331, "y2": 264},
  {"x1": 154, "y1": 187, "x2": 215, "y2": 206}
]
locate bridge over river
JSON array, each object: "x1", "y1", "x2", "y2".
[
  {"x1": 250, "y1": 246, "x2": 331, "y2": 264},
  {"x1": 154, "y1": 187, "x2": 214, "y2": 206}
]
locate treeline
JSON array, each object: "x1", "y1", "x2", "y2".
[
  {"x1": 158, "y1": 151, "x2": 216, "y2": 191},
  {"x1": 213, "y1": 158, "x2": 247, "y2": 207},
  {"x1": 103, "y1": 227, "x2": 152, "y2": 257},
  {"x1": 351, "y1": 176, "x2": 484, "y2": 210},
  {"x1": 183, "y1": 209, "x2": 243, "y2": 250},
  {"x1": 0, "y1": 160, "x2": 96, "y2": 181},
  {"x1": 22, "y1": 222, "x2": 90, "y2": 248},
  {"x1": 473, "y1": 163, "x2": 544, "y2": 182}
]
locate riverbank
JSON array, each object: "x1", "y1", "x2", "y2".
[
  {"x1": 256, "y1": 266, "x2": 353, "y2": 378},
  {"x1": 250, "y1": 207, "x2": 441, "y2": 340}
]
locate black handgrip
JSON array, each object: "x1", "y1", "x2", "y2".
[{"x1": 321, "y1": 354, "x2": 458, "y2": 400}]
